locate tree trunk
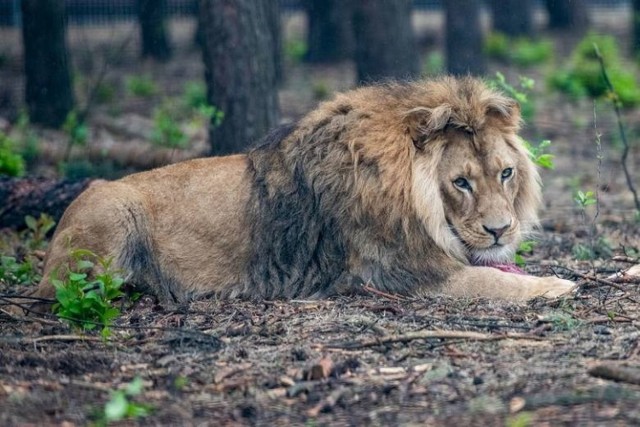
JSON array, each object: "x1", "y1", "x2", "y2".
[
  {"x1": 445, "y1": 0, "x2": 486, "y2": 76},
  {"x1": 137, "y1": 0, "x2": 172, "y2": 61},
  {"x1": 489, "y1": 0, "x2": 534, "y2": 37},
  {"x1": 544, "y1": 0, "x2": 589, "y2": 31},
  {"x1": 21, "y1": 0, "x2": 74, "y2": 128},
  {"x1": 353, "y1": 0, "x2": 418, "y2": 84},
  {"x1": 0, "y1": 177, "x2": 94, "y2": 230},
  {"x1": 266, "y1": 1, "x2": 284, "y2": 85},
  {"x1": 632, "y1": 0, "x2": 640, "y2": 56},
  {"x1": 200, "y1": 0, "x2": 279, "y2": 155},
  {"x1": 303, "y1": 0, "x2": 354, "y2": 63}
]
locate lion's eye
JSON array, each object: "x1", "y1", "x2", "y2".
[
  {"x1": 453, "y1": 177, "x2": 472, "y2": 191},
  {"x1": 501, "y1": 168, "x2": 513, "y2": 181}
]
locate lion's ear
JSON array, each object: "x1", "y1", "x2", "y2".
[
  {"x1": 404, "y1": 105, "x2": 452, "y2": 150},
  {"x1": 486, "y1": 98, "x2": 521, "y2": 131}
]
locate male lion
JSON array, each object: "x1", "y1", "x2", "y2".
[{"x1": 30, "y1": 77, "x2": 575, "y2": 306}]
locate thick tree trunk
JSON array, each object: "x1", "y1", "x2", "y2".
[
  {"x1": 21, "y1": 0, "x2": 74, "y2": 128},
  {"x1": 0, "y1": 177, "x2": 94, "y2": 230},
  {"x1": 266, "y1": 1, "x2": 284, "y2": 85},
  {"x1": 353, "y1": 0, "x2": 418, "y2": 83},
  {"x1": 445, "y1": 0, "x2": 486, "y2": 76},
  {"x1": 303, "y1": 0, "x2": 354, "y2": 63},
  {"x1": 544, "y1": 0, "x2": 590, "y2": 31},
  {"x1": 200, "y1": 0, "x2": 279, "y2": 155},
  {"x1": 137, "y1": 0, "x2": 172, "y2": 61},
  {"x1": 489, "y1": 0, "x2": 534, "y2": 37},
  {"x1": 633, "y1": 0, "x2": 640, "y2": 56}
]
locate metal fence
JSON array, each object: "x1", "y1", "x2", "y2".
[{"x1": 0, "y1": 0, "x2": 632, "y2": 26}]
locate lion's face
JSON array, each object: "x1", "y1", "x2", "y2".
[
  {"x1": 408, "y1": 96, "x2": 541, "y2": 266},
  {"x1": 434, "y1": 128, "x2": 526, "y2": 265}
]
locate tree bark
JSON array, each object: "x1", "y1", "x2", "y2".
[
  {"x1": 303, "y1": 0, "x2": 354, "y2": 63},
  {"x1": 633, "y1": 0, "x2": 640, "y2": 56},
  {"x1": 137, "y1": 0, "x2": 172, "y2": 61},
  {"x1": 21, "y1": 0, "x2": 74, "y2": 128},
  {"x1": 200, "y1": 0, "x2": 279, "y2": 155},
  {"x1": 445, "y1": 0, "x2": 486, "y2": 76},
  {"x1": 489, "y1": 0, "x2": 534, "y2": 37},
  {"x1": 353, "y1": 0, "x2": 418, "y2": 84},
  {"x1": 0, "y1": 177, "x2": 94, "y2": 230},
  {"x1": 544, "y1": 0, "x2": 590, "y2": 32}
]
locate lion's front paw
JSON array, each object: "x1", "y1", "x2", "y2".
[{"x1": 531, "y1": 277, "x2": 577, "y2": 299}]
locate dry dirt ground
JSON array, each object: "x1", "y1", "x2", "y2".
[{"x1": 2, "y1": 10, "x2": 640, "y2": 427}]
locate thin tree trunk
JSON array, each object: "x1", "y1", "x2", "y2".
[
  {"x1": 137, "y1": 0, "x2": 172, "y2": 61},
  {"x1": 445, "y1": 0, "x2": 486, "y2": 76},
  {"x1": 545, "y1": 0, "x2": 589, "y2": 32},
  {"x1": 632, "y1": 0, "x2": 640, "y2": 56},
  {"x1": 303, "y1": 0, "x2": 354, "y2": 63},
  {"x1": 21, "y1": 0, "x2": 74, "y2": 128},
  {"x1": 200, "y1": 0, "x2": 279, "y2": 155},
  {"x1": 489, "y1": 0, "x2": 534, "y2": 37},
  {"x1": 353, "y1": 0, "x2": 418, "y2": 83}
]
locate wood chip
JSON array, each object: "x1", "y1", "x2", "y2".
[{"x1": 306, "y1": 356, "x2": 333, "y2": 380}]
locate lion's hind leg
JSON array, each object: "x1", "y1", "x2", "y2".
[{"x1": 25, "y1": 182, "x2": 171, "y2": 313}]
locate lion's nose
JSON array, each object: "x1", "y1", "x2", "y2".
[{"x1": 483, "y1": 223, "x2": 510, "y2": 241}]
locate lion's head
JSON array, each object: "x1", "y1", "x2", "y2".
[
  {"x1": 297, "y1": 77, "x2": 542, "y2": 269},
  {"x1": 405, "y1": 78, "x2": 542, "y2": 266}
]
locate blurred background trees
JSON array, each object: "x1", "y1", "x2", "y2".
[{"x1": 3, "y1": 0, "x2": 640, "y2": 177}]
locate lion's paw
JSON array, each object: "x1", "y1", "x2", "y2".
[{"x1": 531, "y1": 277, "x2": 577, "y2": 299}]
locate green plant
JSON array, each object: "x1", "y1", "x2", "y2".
[
  {"x1": 549, "y1": 33, "x2": 640, "y2": 107},
  {"x1": 284, "y1": 38, "x2": 307, "y2": 63},
  {"x1": 15, "y1": 110, "x2": 40, "y2": 166},
  {"x1": 183, "y1": 81, "x2": 208, "y2": 109},
  {"x1": 423, "y1": 51, "x2": 444, "y2": 76},
  {"x1": 0, "y1": 256, "x2": 40, "y2": 286},
  {"x1": 574, "y1": 190, "x2": 596, "y2": 208},
  {"x1": 511, "y1": 38, "x2": 553, "y2": 67},
  {"x1": 0, "y1": 131, "x2": 25, "y2": 176},
  {"x1": 24, "y1": 213, "x2": 56, "y2": 251},
  {"x1": 484, "y1": 32, "x2": 510, "y2": 61},
  {"x1": 489, "y1": 72, "x2": 536, "y2": 122},
  {"x1": 152, "y1": 105, "x2": 187, "y2": 149},
  {"x1": 102, "y1": 377, "x2": 152, "y2": 423},
  {"x1": 311, "y1": 80, "x2": 330, "y2": 100},
  {"x1": 515, "y1": 240, "x2": 536, "y2": 267},
  {"x1": 126, "y1": 74, "x2": 157, "y2": 97},
  {"x1": 484, "y1": 33, "x2": 552, "y2": 67},
  {"x1": 52, "y1": 249, "x2": 125, "y2": 338},
  {"x1": 522, "y1": 139, "x2": 555, "y2": 169}
]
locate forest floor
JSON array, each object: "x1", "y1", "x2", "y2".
[{"x1": 2, "y1": 10, "x2": 640, "y2": 427}]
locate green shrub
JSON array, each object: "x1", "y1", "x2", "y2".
[
  {"x1": 0, "y1": 132, "x2": 25, "y2": 177},
  {"x1": 152, "y1": 106, "x2": 187, "y2": 149},
  {"x1": 484, "y1": 32, "x2": 552, "y2": 67},
  {"x1": 126, "y1": 75, "x2": 157, "y2": 97},
  {"x1": 489, "y1": 72, "x2": 536, "y2": 122},
  {"x1": 183, "y1": 81, "x2": 208, "y2": 109},
  {"x1": 284, "y1": 38, "x2": 307, "y2": 63},
  {"x1": 52, "y1": 249, "x2": 125, "y2": 338},
  {"x1": 0, "y1": 256, "x2": 40, "y2": 286},
  {"x1": 423, "y1": 51, "x2": 445, "y2": 76},
  {"x1": 102, "y1": 377, "x2": 152, "y2": 423},
  {"x1": 549, "y1": 33, "x2": 640, "y2": 107},
  {"x1": 511, "y1": 38, "x2": 553, "y2": 67}
]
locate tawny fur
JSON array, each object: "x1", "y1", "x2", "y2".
[{"x1": 31, "y1": 77, "x2": 575, "y2": 306}]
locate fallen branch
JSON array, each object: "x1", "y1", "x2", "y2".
[
  {"x1": 324, "y1": 330, "x2": 544, "y2": 350},
  {"x1": 589, "y1": 363, "x2": 640, "y2": 386},
  {"x1": 361, "y1": 283, "x2": 409, "y2": 302}
]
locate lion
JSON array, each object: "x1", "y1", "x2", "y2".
[{"x1": 29, "y1": 76, "x2": 575, "y2": 307}]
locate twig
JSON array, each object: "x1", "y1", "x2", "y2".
[
  {"x1": 611, "y1": 256, "x2": 639, "y2": 264},
  {"x1": 361, "y1": 283, "x2": 409, "y2": 301},
  {"x1": 594, "y1": 44, "x2": 640, "y2": 212},
  {"x1": 324, "y1": 330, "x2": 544, "y2": 350},
  {"x1": 307, "y1": 387, "x2": 347, "y2": 417},
  {"x1": 552, "y1": 267, "x2": 630, "y2": 294},
  {"x1": 1, "y1": 334, "x2": 105, "y2": 344}
]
